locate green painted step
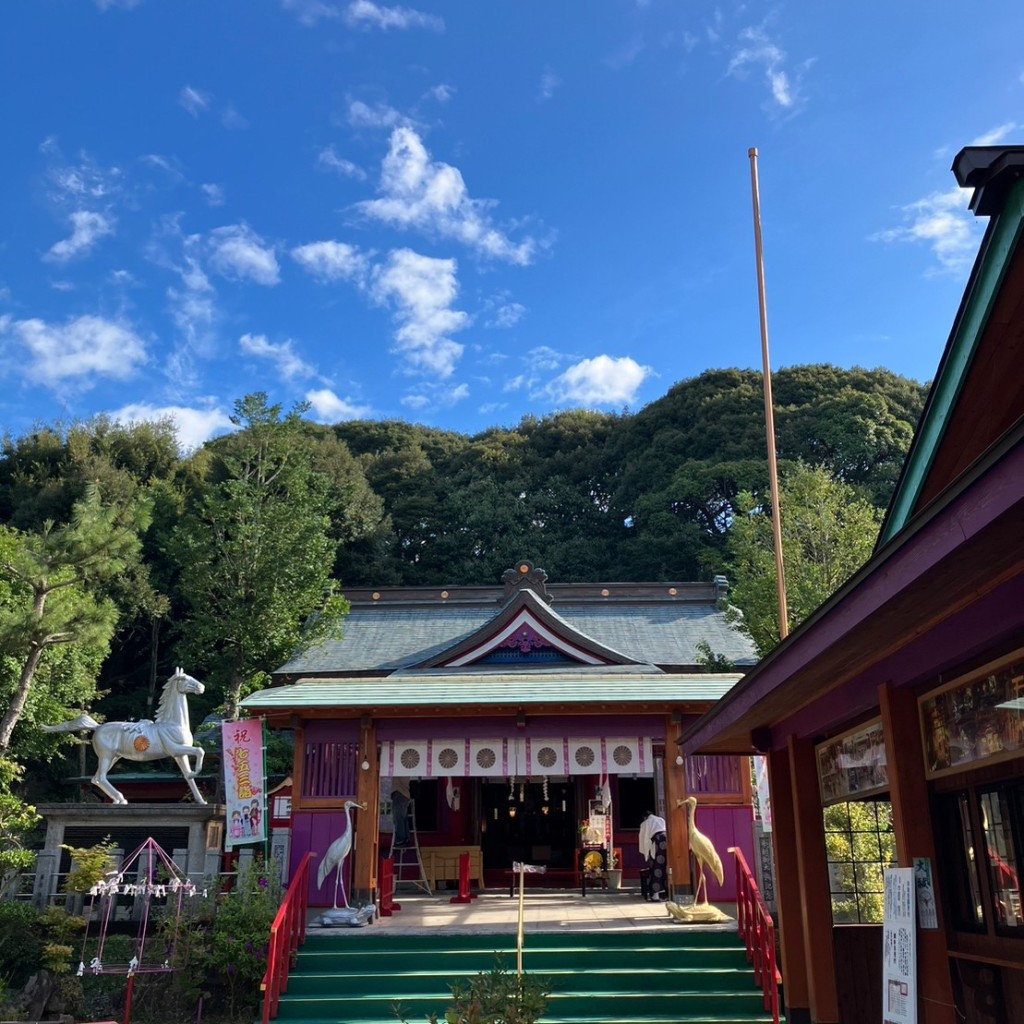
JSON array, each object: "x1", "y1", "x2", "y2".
[{"x1": 268, "y1": 930, "x2": 781, "y2": 1024}]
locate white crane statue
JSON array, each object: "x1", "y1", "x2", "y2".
[{"x1": 315, "y1": 800, "x2": 374, "y2": 927}]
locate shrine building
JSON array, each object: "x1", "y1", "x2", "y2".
[{"x1": 242, "y1": 563, "x2": 758, "y2": 906}]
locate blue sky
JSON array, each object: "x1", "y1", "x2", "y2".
[{"x1": 2, "y1": 2, "x2": 1022, "y2": 449}]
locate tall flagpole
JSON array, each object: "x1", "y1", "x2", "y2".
[{"x1": 748, "y1": 147, "x2": 789, "y2": 640}]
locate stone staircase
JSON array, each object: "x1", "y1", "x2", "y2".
[{"x1": 267, "y1": 929, "x2": 780, "y2": 1024}]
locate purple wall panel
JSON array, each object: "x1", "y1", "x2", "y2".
[
  {"x1": 292, "y1": 809, "x2": 355, "y2": 908},
  {"x1": 695, "y1": 805, "x2": 754, "y2": 902},
  {"x1": 303, "y1": 720, "x2": 360, "y2": 743}
]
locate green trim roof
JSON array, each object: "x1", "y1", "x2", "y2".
[
  {"x1": 242, "y1": 671, "x2": 742, "y2": 710},
  {"x1": 880, "y1": 173, "x2": 1024, "y2": 545}
]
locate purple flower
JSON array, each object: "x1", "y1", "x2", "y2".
[
  {"x1": 227, "y1": 964, "x2": 237, "y2": 975},
  {"x1": 257, "y1": 878, "x2": 268, "y2": 888}
]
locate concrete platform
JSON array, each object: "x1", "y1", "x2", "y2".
[{"x1": 308, "y1": 889, "x2": 736, "y2": 936}]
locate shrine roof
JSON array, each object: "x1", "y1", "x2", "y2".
[
  {"x1": 274, "y1": 586, "x2": 756, "y2": 676},
  {"x1": 243, "y1": 669, "x2": 742, "y2": 711}
]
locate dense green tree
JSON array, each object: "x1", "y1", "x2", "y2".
[
  {"x1": 170, "y1": 394, "x2": 350, "y2": 716},
  {"x1": 0, "y1": 485, "x2": 147, "y2": 753},
  {"x1": 727, "y1": 464, "x2": 882, "y2": 654}
]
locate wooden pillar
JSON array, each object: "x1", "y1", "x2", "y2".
[
  {"x1": 352, "y1": 719, "x2": 379, "y2": 903},
  {"x1": 290, "y1": 721, "x2": 305, "y2": 803},
  {"x1": 664, "y1": 715, "x2": 691, "y2": 895},
  {"x1": 788, "y1": 734, "x2": 839, "y2": 1023},
  {"x1": 768, "y1": 745, "x2": 811, "y2": 1024},
  {"x1": 879, "y1": 683, "x2": 957, "y2": 1024}
]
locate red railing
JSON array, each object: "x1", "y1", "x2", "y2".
[
  {"x1": 261, "y1": 852, "x2": 314, "y2": 1024},
  {"x1": 728, "y1": 846, "x2": 781, "y2": 1024}
]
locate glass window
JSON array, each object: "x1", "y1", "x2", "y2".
[
  {"x1": 824, "y1": 800, "x2": 896, "y2": 924},
  {"x1": 979, "y1": 785, "x2": 1023, "y2": 933}
]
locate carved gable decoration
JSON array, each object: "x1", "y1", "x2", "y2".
[
  {"x1": 502, "y1": 560, "x2": 552, "y2": 604},
  {"x1": 415, "y1": 588, "x2": 638, "y2": 669}
]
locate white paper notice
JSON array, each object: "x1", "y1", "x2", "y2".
[
  {"x1": 882, "y1": 867, "x2": 917, "y2": 1024},
  {"x1": 913, "y1": 857, "x2": 939, "y2": 930}
]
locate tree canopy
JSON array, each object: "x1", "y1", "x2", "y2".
[{"x1": 0, "y1": 366, "x2": 926, "y2": 797}]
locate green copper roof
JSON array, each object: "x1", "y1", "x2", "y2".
[
  {"x1": 242, "y1": 671, "x2": 742, "y2": 711},
  {"x1": 880, "y1": 174, "x2": 1024, "y2": 544}
]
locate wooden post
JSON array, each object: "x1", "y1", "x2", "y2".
[
  {"x1": 879, "y1": 683, "x2": 957, "y2": 1024},
  {"x1": 787, "y1": 734, "x2": 839, "y2": 1023},
  {"x1": 290, "y1": 722, "x2": 305, "y2": 807},
  {"x1": 352, "y1": 719, "x2": 379, "y2": 903},
  {"x1": 664, "y1": 715, "x2": 691, "y2": 895},
  {"x1": 767, "y1": 745, "x2": 810, "y2": 1024}
]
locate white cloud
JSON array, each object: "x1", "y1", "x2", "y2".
[
  {"x1": 201, "y1": 183, "x2": 225, "y2": 206},
  {"x1": 2, "y1": 314, "x2": 148, "y2": 388},
  {"x1": 488, "y1": 302, "x2": 526, "y2": 328},
  {"x1": 971, "y1": 122, "x2": 1019, "y2": 146},
  {"x1": 239, "y1": 333, "x2": 316, "y2": 381},
  {"x1": 728, "y1": 26, "x2": 808, "y2": 111},
  {"x1": 546, "y1": 355, "x2": 650, "y2": 407},
  {"x1": 371, "y1": 248, "x2": 469, "y2": 377},
  {"x1": 95, "y1": 0, "x2": 142, "y2": 9},
  {"x1": 316, "y1": 146, "x2": 367, "y2": 179},
  {"x1": 291, "y1": 240, "x2": 368, "y2": 283},
  {"x1": 50, "y1": 280, "x2": 75, "y2": 292},
  {"x1": 347, "y1": 99, "x2": 411, "y2": 130},
  {"x1": 110, "y1": 402, "x2": 234, "y2": 452},
  {"x1": 44, "y1": 210, "x2": 115, "y2": 263},
  {"x1": 872, "y1": 186, "x2": 979, "y2": 275},
  {"x1": 345, "y1": 1, "x2": 443, "y2": 31},
  {"x1": 425, "y1": 83, "x2": 454, "y2": 104},
  {"x1": 358, "y1": 127, "x2": 536, "y2": 264},
  {"x1": 539, "y1": 69, "x2": 561, "y2": 101},
  {"x1": 305, "y1": 387, "x2": 372, "y2": 421},
  {"x1": 208, "y1": 224, "x2": 280, "y2": 285},
  {"x1": 220, "y1": 103, "x2": 249, "y2": 130},
  {"x1": 179, "y1": 85, "x2": 211, "y2": 116},
  {"x1": 281, "y1": 0, "x2": 340, "y2": 24},
  {"x1": 400, "y1": 381, "x2": 469, "y2": 410}
]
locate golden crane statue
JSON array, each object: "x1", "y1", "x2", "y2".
[
  {"x1": 665, "y1": 796, "x2": 731, "y2": 924},
  {"x1": 680, "y1": 796, "x2": 724, "y2": 904}
]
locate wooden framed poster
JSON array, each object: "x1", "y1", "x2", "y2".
[
  {"x1": 816, "y1": 719, "x2": 889, "y2": 806},
  {"x1": 919, "y1": 650, "x2": 1024, "y2": 779}
]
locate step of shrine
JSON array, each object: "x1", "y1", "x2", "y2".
[{"x1": 266, "y1": 930, "x2": 780, "y2": 1024}]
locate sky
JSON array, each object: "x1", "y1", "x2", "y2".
[{"x1": 2, "y1": 2, "x2": 1022, "y2": 450}]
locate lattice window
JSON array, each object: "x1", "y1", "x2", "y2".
[
  {"x1": 824, "y1": 800, "x2": 896, "y2": 924},
  {"x1": 302, "y1": 740, "x2": 359, "y2": 799},
  {"x1": 684, "y1": 754, "x2": 744, "y2": 797}
]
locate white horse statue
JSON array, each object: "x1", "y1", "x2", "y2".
[{"x1": 43, "y1": 668, "x2": 207, "y2": 805}]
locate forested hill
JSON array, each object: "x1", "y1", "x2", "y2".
[
  {"x1": 0, "y1": 364, "x2": 925, "y2": 766},
  {"x1": 333, "y1": 365, "x2": 926, "y2": 586}
]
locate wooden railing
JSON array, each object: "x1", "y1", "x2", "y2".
[
  {"x1": 728, "y1": 846, "x2": 780, "y2": 1024},
  {"x1": 261, "y1": 852, "x2": 314, "y2": 1024}
]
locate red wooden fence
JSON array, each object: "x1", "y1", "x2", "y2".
[
  {"x1": 261, "y1": 852, "x2": 314, "y2": 1024},
  {"x1": 729, "y1": 845, "x2": 780, "y2": 1024}
]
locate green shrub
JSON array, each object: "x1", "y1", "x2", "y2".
[{"x1": 396, "y1": 959, "x2": 551, "y2": 1024}]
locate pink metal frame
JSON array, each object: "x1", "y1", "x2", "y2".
[
  {"x1": 261, "y1": 852, "x2": 314, "y2": 1024},
  {"x1": 729, "y1": 846, "x2": 781, "y2": 1024}
]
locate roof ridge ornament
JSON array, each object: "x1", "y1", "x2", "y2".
[{"x1": 501, "y1": 560, "x2": 552, "y2": 604}]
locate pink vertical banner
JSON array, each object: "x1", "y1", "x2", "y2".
[{"x1": 222, "y1": 720, "x2": 267, "y2": 849}]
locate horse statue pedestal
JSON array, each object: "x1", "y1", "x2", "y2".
[
  {"x1": 32, "y1": 802, "x2": 226, "y2": 907},
  {"x1": 666, "y1": 898, "x2": 732, "y2": 924}
]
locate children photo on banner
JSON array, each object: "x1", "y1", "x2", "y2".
[{"x1": 222, "y1": 720, "x2": 267, "y2": 849}]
